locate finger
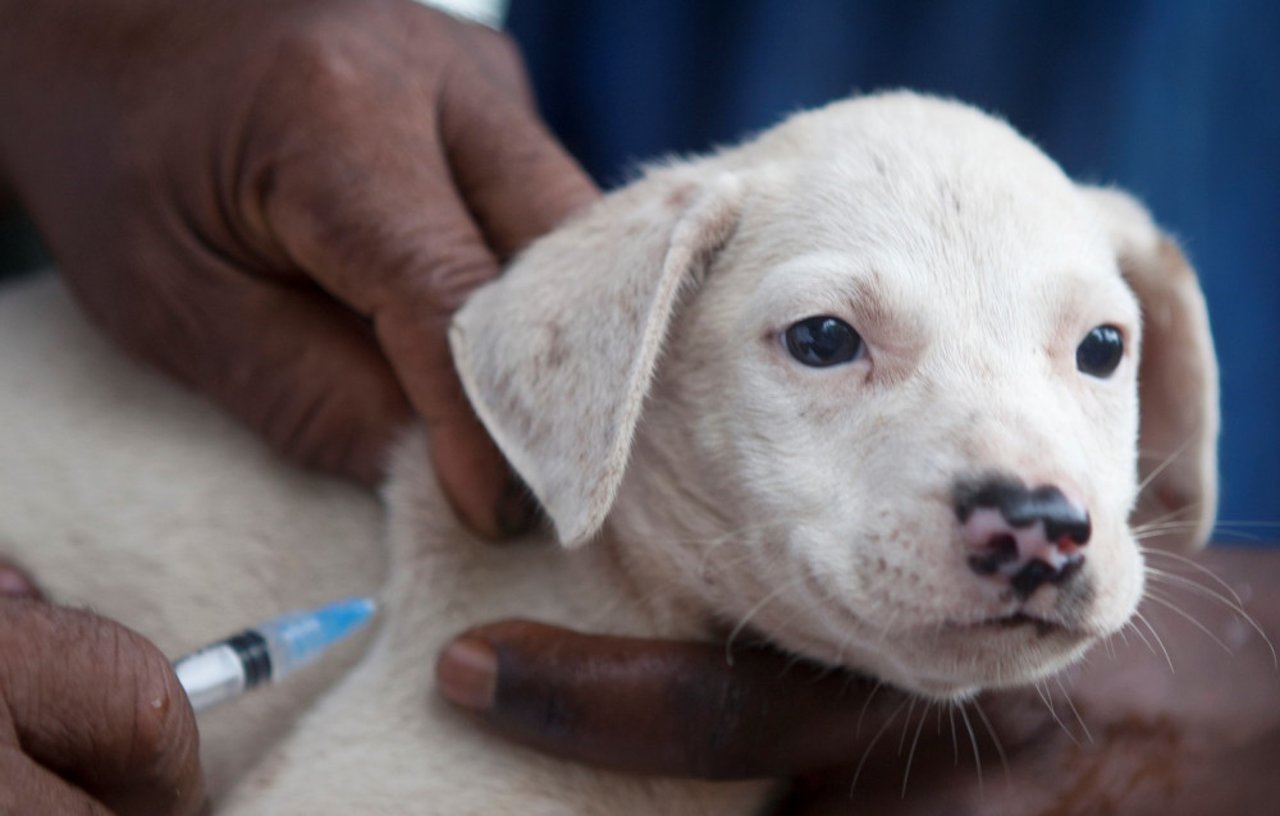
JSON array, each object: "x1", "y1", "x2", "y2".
[
  {"x1": 260, "y1": 60, "x2": 595, "y2": 536},
  {"x1": 427, "y1": 64, "x2": 597, "y2": 535},
  {"x1": 453, "y1": 22, "x2": 539, "y2": 110},
  {"x1": 0, "y1": 560, "x2": 42, "y2": 600},
  {"x1": 198, "y1": 279, "x2": 414, "y2": 486},
  {"x1": 0, "y1": 748, "x2": 113, "y2": 816},
  {"x1": 435, "y1": 620, "x2": 908, "y2": 779},
  {"x1": 264, "y1": 140, "x2": 514, "y2": 533},
  {"x1": 439, "y1": 54, "x2": 599, "y2": 259},
  {"x1": 0, "y1": 601, "x2": 204, "y2": 815},
  {"x1": 419, "y1": 70, "x2": 597, "y2": 535},
  {"x1": 78, "y1": 259, "x2": 413, "y2": 486}
]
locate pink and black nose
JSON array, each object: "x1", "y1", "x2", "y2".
[{"x1": 955, "y1": 477, "x2": 1091, "y2": 599}]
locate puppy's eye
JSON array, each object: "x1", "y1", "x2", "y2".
[
  {"x1": 1076, "y1": 325, "x2": 1124, "y2": 377},
  {"x1": 784, "y1": 316, "x2": 863, "y2": 367}
]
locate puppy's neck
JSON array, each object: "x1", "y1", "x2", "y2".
[
  {"x1": 599, "y1": 445, "x2": 742, "y2": 640},
  {"x1": 380, "y1": 432, "x2": 714, "y2": 642}
]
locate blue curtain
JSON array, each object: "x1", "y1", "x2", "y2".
[{"x1": 510, "y1": 0, "x2": 1280, "y2": 533}]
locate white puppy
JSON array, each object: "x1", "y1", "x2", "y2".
[{"x1": 0, "y1": 92, "x2": 1218, "y2": 813}]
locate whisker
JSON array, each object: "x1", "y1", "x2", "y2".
[
  {"x1": 1103, "y1": 628, "x2": 1121, "y2": 658},
  {"x1": 673, "y1": 513, "x2": 826, "y2": 580},
  {"x1": 1132, "y1": 609, "x2": 1175, "y2": 673},
  {"x1": 1054, "y1": 674, "x2": 1093, "y2": 744},
  {"x1": 877, "y1": 605, "x2": 903, "y2": 646},
  {"x1": 897, "y1": 696, "x2": 918, "y2": 755},
  {"x1": 1140, "y1": 548, "x2": 1247, "y2": 607},
  {"x1": 853, "y1": 681, "x2": 884, "y2": 740},
  {"x1": 1034, "y1": 680, "x2": 1080, "y2": 746},
  {"x1": 901, "y1": 701, "x2": 930, "y2": 798},
  {"x1": 1145, "y1": 575, "x2": 1277, "y2": 669},
  {"x1": 970, "y1": 699, "x2": 1010, "y2": 790},
  {"x1": 1143, "y1": 590, "x2": 1233, "y2": 656},
  {"x1": 723, "y1": 573, "x2": 807, "y2": 665},
  {"x1": 690, "y1": 520, "x2": 795, "y2": 575},
  {"x1": 1133, "y1": 521, "x2": 1218, "y2": 546},
  {"x1": 1145, "y1": 567, "x2": 1278, "y2": 670},
  {"x1": 947, "y1": 701, "x2": 959, "y2": 767},
  {"x1": 956, "y1": 702, "x2": 984, "y2": 797},
  {"x1": 1133, "y1": 521, "x2": 1202, "y2": 537},
  {"x1": 777, "y1": 649, "x2": 831, "y2": 682},
  {"x1": 1131, "y1": 509, "x2": 1200, "y2": 536},
  {"x1": 1144, "y1": 566, "x2": 1247, "y2": 613},
  {"x1": 1120, "y1": 618, "x2": 1156, "y2": 657},
  {"x1": 1136, "y1": 516, "x2": 1280, "y2": 543},
  {"x1": 832, "y1": 628, "x2": 853, "y2": 668},
  {"x1": 1135, "y1": 438, "x2": 1195, "y2": 497},
  {"x1": 850, "y1": 697, "x2": 910, "y2": 795}
]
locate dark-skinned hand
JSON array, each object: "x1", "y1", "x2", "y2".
[
  {"x1": 436, "y1": 546, "x2": 1280, "y2": 815},
  {"x1": 0, "y1": 0, "x2": 598, "y2": 536},
  {"x1": 0, "y1": 563, "x2": 203, "y2": 815}
]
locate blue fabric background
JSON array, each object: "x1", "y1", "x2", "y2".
[{"x1": 509, "y1": 0, "x2": 1280, "y2": 535}]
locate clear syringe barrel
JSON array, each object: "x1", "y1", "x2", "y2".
[
  {"x1": 256, "y1": 597, "x2": 378, "y2": 681},
  {"x1": 174, "y1": 596, "x2": 377, "y2": 713}
]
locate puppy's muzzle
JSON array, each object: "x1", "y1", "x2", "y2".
[{"x1": 955, "y1": 477, "x2": 1091, "y2": 600}]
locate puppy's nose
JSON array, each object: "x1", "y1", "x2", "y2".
[{"x1": 954, "y1": 477, "x2": 1091, "y2": 599}]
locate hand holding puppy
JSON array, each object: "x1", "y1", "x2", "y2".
[
  {"x1": 0, "y1": 0, "x2": 598, "y2": 536},
  {"x1": 440, "y1": 547, "x2": 1280, "y2": 816}
]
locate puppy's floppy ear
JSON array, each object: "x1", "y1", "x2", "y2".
[
  {"x1": 451, "y1": 168, "x2": 743, "y2": 547},
  {"x1": 1082, "y1": 187, "x2": 1220, "y2": 552}
]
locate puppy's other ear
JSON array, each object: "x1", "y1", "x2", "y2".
[
  {"x1": 451, "y1": 169, "x2": 742, "y2": 547},
  {"x1": 1083, "y1": 187, "x2": 1220, "y2": 552}
]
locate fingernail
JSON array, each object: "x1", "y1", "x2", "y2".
[
  {"x1": 0, "y1": 564, "x2": 41, "y2": 599},
  {"x1": 495, "y1": 476, "x2": 540, "y2": 538},
  {"x1": 437, "y1": 637, "x2": 498, "y2": 711}
]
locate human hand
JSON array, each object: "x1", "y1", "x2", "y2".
[
  {"x1": 0, "y1": 559, "x2": 40, "y2": 600},
  {"x1": 435, "y1": 546, "x2": 1280, "y2": 814},
  {"x1": 0, "y1": 563, "x2": 203, "y2": 815},
  {"x1": 0, "y1": 0, "x2": 598, "y2": 536}
]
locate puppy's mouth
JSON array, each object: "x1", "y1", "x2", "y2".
[{"x1": 978, "y1": 611, "x2": 1071, "y2": 638}]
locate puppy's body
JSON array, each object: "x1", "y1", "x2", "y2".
[
  {"x1": 0, "y1": 276, "x2": 387, "y2": 799},
  {"x1": 223, "y1": 439, "x2": 775, "y2": 814},
  {"x1": 0, "y1": 278, "x2": 774, "y2": 814},
  {"x1": 0, "y1": 93, "x2": 1217, "y2": 812}
]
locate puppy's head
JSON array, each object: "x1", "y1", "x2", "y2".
[{"x1": 450, "y1": 93, "x2": 1218, "y2": 699}]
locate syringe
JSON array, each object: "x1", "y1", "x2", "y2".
[{"x1": 173, "y1": 597, "x2": 377, "y2": 713}]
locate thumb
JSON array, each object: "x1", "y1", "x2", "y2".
[
  {"x1": 0, "y1": 559, "x2": 41, "y2": 600},
  {"x1": 0, "y1": 601, "x2": 204, "y2": 815},
  {"x1": 435, "y1": 620, "x2": 909, "y2": 779}
]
